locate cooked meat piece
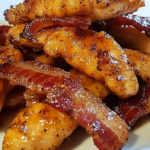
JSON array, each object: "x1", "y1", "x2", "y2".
[
  {"x1": 124, "y1": 49, "x2": 150, "y2": 84},
  {"x1": 6, "y1": 24, "x2": 38, "y2": 50},
  {"x1": 0, "y1": 45, "x2": 24, "y2": 64},
  {"x1": 3, "y1": 103, "x2": 78, "y2": 150},
  {"x1": 36, "y1": 54, "x2": 110, "y2": 99},
  {"x1": 0, "y1": 61, "x2": 129, "y2": 150},
  {"x1": 4, "y1": 0, "x2": 144, "y2": 25},
  {"x1": 7, "y1": 25, "x2": 139, "y2": 98},
  {"x1": 70, "y1": 68, "x2": 111, "y2": 99}
]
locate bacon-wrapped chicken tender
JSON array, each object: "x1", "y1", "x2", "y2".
[
  {"x1": 0, "y1": 61, "x2": 129, "y2": 150},
  {"x1": 7, "y1": 25, "x2": 139, "y2": 98}
]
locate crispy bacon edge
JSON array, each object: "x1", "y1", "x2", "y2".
[
  {"x1": 21, "y1": 16, "x2": 91, "y2": 40},
  {"x1": 0, "y1": 61, "x2": 128, "y2": 150},
  {"x1": 114, "y1": 84, "x2": 150, "y2": 128}
]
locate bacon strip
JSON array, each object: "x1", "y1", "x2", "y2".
[
  {"x1": 0, "y1": 61, "x2": 128, "y2": 150},
  {"x1": 21, "y1": 16, "x2": 91, "y2": 40},
  {"x1": 123, "y1": 49, "x2": 150, "y2": 84},
  {"x1": 105, "y1": 15, "x2": 150, "y2": 38},
  {"x1": 114, "y1": 84, "x2": 150, "y2": 128}
]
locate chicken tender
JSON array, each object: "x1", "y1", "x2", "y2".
[
  {"x1": 70, "y1": 68, "x2": 111, "y2": 99},
  {"x1": 3, "y1": 103, "x2": 78, "y2": 150},
  {"x1": 36, "y1": 53, "x2": 110, "y2": 99},
  {"x1": 21, "y1": 26, "x2": 138, "y2": 98},
  {"x1": 4, "y1": 0, "x2": 144, "y2": 25},
  {"x1": 36, "y1": 53, "x2": 57, "y2": 66},
  {"x1": 124, "y1": 49, "x2": 150, "y2": 84},
  {"x1": 24, "y1": 89, "x2": 46, "y2": 106},
  {"x1": 0, "y1": 45, "x2": 24, "y2": 64},
  {"x1": 6, "y1": 24, "x2": 39, "y2": 49}
]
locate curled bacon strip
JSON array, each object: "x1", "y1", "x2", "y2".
[
  {"x1": 105, "y1": 14, "x2": 150, "y2": 38},
  {"x1": 114, "y1": 84, "x2": 150, "y2": 128},
  {"x1": 0, "y1": 61, "x2": 128, "y2": 150},
  {"x1": 21, "y1": 16, "x2": 91, "y2": 39}
]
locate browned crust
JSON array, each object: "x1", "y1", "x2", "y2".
[{"x1": 4, "y1": 0, "x2": 144, "y2": 25}]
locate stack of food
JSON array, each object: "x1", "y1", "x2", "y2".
[{"x1": 0, "y1": 0, "x2": 149, "y2": 149}]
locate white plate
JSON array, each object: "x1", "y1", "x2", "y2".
[{"x1": 0, "y1": 0, "x2": 150, "y2": 150}]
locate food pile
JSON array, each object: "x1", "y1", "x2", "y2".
[{"x1": 0, "y1": 0, "x2": 150, "y2": 150}]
